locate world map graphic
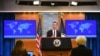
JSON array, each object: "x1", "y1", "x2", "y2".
[
  {"x1": 68, "y1": 22, "x2": 92, "y2": 34},
  {"x1": 66, "y1": 20, "x2": 96, "y2": 37},
  {"x1": 7, "y1": 22, "x2": 32, "y2": 34},
  {"x1": 4, "y1": 20, "x2": 36, "y2": 38}
]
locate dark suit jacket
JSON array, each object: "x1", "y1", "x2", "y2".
[
  {"x1": 70, "y1": 45, "x2": 92, "y2": 56},
  {"x1": 47, "y1": 30, "x2": 61, "y2": 37},
  {"x1": 11, "y1": 49, "x2": 28, "y2": 56}
]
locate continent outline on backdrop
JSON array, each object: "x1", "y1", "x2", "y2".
[
  {"x1": 7, "y1": 22, "x2": 32, "y2": 34},
  {"x1": 69, "y1": 22, "x2": 92, "y2": 34}
]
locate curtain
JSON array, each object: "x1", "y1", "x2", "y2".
[
  {"x1": 0, "y1": 13, "x2": 3, "y2": 56},
  {"x1": 0, "y1": 13, "x2": 15, "y2": 56},
  {"x1": 85, "y1": 13, "x2": 100, "y2": 56}
]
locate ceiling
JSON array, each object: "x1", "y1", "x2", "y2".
[{"x1": 0, "y1": 0, "x2": 100, "y2": 12}]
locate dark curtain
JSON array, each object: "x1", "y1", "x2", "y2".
[
  {"x1": 0, "y1": 13, "x2": 3, "y2": 56},
  {"x1": 85, "y1": 13, "x2": 100, "y2": 56},
  {"x1": 0, "y1": 13, "x2": 15, "y2": 56}
]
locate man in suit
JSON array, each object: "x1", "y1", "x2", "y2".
[
  {"x1": 47, "y1": 21, "x2": 61, "y2": 38},
  {"x1": 70, "y1": 36, "x2": 92, "y2": 56}
]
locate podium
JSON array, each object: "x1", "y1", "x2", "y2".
[{"x1": 41, "y1": 38, "x2": 72, "y2": 56}]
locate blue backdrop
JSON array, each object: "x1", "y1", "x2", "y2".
[
  {"x1": 0, "y1": 13, "x2": 3, "y2": 56},
  {"x1": 0, "y1": 13, "x2": 15, "y2": 56},
  {"x1": 85, "y1": 13, "x2": 100, "y2": 56}
]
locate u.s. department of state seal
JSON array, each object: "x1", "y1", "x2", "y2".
[{"x1": 53, "y1": 39, "x2": 61, "y2": 47}]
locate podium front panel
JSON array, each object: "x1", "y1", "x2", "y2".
[{"x1": 41, "y1": 38, "x2": 72, "y2": 51}]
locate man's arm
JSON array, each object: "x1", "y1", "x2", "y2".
[
  {"x1": 89, "y1": 49, "x2": 93, "y2": 56},
  {"x1": 47, "y1": 30, "x2": 53, "y2": 37},
  {"x1": 70, "y1": 49, "x2": 76, "y2": 56},
  {"x1": 47, "y1": 31, "x2": 49, "y2": 37},
  {"x1": 57, "y1": 31, "x2": 61, "y2": 37},
  {"x1": 47, "y1": 30, "x2": 50, "y2": 37}
]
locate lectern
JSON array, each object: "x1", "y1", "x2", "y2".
[{"x1": 41, "y1": 38, "x2": 72, "y2": 56}]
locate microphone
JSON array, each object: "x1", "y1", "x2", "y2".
[{"x1": 61, "y1": 33, "x2": 66, "y2": 37}]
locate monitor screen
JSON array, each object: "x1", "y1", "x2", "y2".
[
  {"x1": 27, "y1": 51, "x2": 33, "y2": 56},
  {"x1": 65, "y1": 20, "x2": 96, "y2": 38},
  {"x1": 4, "y1": 20, "x2": 36, "y2": 38}
]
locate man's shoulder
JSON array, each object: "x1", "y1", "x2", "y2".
[
  {"x1": 72, "y1": 46, "x2": 92, "y2": 52},
  {"x1": 85, "y1": 47, "x2": 92, "y2": 52},
  {"x1": 72, "y1": 46, "x2": 81, "y2": 51},
  {"x1": 47, "y1": 29, "x2": 52, "y2": 32},
  {"x1": 57, "y1": 30, "x2": 61, "y2": 33},
  {"x1": 72, "y1": 47, "x2": 78, "y2": 50}
]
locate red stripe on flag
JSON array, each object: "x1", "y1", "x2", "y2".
[{"x1": 36, "y1": 34, "x2": 42, "y2": 56}]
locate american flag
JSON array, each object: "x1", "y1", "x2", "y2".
[
  {"x1": 59, "y1": 18, "x2": 65, "y2": 34},
  {"x1": 59, "y1": 18, "x2": 66, "y2": 37},
  {"x1": 36, "y1": 18, "x2": 42, "y2": 56}
]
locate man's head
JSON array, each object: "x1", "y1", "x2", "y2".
[
  {"x1": 76, "y1": 36, "x2": 87, "y2": 46},
  {"x1": 52, "y1": 21, "x2": 58, "y2": 30}
]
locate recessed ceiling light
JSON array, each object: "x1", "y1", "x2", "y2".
[
  {"x1": 71, "y1": 1, "x2": 78, "y2": 6},
  {"x1": 51, "y1": 2, "x2": 55, "y2": 6},
  {"x1": 33, "y1": 0, "x2": 40, "y2": 5}
]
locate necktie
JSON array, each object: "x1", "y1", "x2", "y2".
[{"x1": 54, "y1": 30, "x2": 56, "y2": 37}]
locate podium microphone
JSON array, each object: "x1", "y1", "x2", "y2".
[{"x1": 61, "y1": 33, "x2": 66, "y2": 37}]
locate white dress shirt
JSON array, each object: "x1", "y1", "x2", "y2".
[{"x1": 52, "y1": 30, "x2": 57, "y2": 37}]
